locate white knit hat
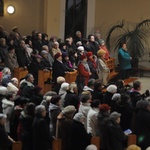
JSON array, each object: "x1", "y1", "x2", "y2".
[
  {"x1": 86, "y1": 144, "x2": 97, "y2": 150},
  {"x1": 77, "y1": 46, "x2": 84, "y2": 51},
  {"x1": 62, "y1": 105, "x2": 76, "y2": 115},
  {"x1": 7, "y1": 82, "x2": 19, "y2": 93},
  {"x1": 73, "y1": 112, "x2": 85, "y2": 122},
  {"x1": 0, "y1": 113, "x2": 7, "y2": 119},
  {"x1": 60, "y1": 82, "x2": 69, "y2": 91},
  {"x1": 107, "y1": 85, "x2": 117, "y2": 93},
  {"x1": 0, "y1": 86, "x2": 8, "y2": 95},
  {"x1": 112, "y1": 93, "x2": 121, "y2": 101}
]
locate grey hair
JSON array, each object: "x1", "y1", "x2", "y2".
[
  {"x1": 35, "y1": 105, "x2": 46, "y2": 116},
  {"x1": 2, "y1": 67, "x2": 10, "y2": 75}
]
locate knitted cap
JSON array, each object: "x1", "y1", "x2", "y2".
[
  {"x1": 107, "y1": 85, "x2": 117, "y2": 93},
  {"x1": 97, "y1": 49, "x2": 106, "y2": 57},
  {"x1": 62, "y1": 105, "x2": 76, "y2": 115}
]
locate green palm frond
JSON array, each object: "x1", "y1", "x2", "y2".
[
  {"x1": 106, "y1": 20, "x2": 124, "y2": 51},
  {"x1": 106, "y1": 19, "x2": 150, "y2": 59}
]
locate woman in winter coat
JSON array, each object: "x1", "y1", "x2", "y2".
[
  {"x1": 56, "y1": 105, "x2": 76, "y2": 150},
  {"x1": 68, "y1": 112, "x2": 92, "y2": 150},
  {"x1": 32, "y1": 105, "x2": 53, "y2": 150},
  {"x1": 97, "y1": 49, "x2": 110, "y2": 86},
  {"x1": 135, "y1": 100, "x2": 150, "y2": 150},
  {"x1": 18, "y1": 103, "x2": 35, "y2": 150},
  {"x1": 103, "y1": 112, "x2": 127, "y2": 150},
  {"x1": 0, "y1": 114, "x2": 15, "y2": 150},
  {"x1": 77, "y1": 54, "x2": 91, "y2": 89},
  {"x1": 2, "y1": 91, "x2": 15, "y2": 134},
  {"x1": 118, "y1": 42, "x2": 132, "y2": 79},
  {"x1": 49, "y1": 95, "x2": 61, "y2": 136}
]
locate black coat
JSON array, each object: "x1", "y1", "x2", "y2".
[
  {"x1": 135, "y1": 109, "x2": 150, "y2": 150},
  {"x1": 0, "y1": 125, "x2": 12, "y2": 150},
  {"x1": 130, "y1": 91, "x2": 142, "y2": 109},
  {"x1": 103, "y1": 120, "x2": 127, "y2": 150},
  {"x1": 68, "y1": 120, "x2": 91, "y2": 150},
  {"x1": 116, "y1": 102, "x2": 133, "y2": 131},
  {"x1": 32, "y1": 116, "x2": 52, "y2": 150},
  {"x1": 52, "y1": 60, "x2": 67, "y2": 83}
]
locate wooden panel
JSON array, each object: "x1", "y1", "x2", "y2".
[
  {"x1": 127, "y1": 134, "x2": 137, "y2": 146},
  {"x1": 38, "y1": 70, "x2": 52, "y2": 94},
  {"x1": 12, "y1": 141, "x2": 22, "y2": 150},
  {"x1": 65, "y1": 70, "x2": 78, "y2": 83},
  {"x1": 106, "y1": 58, "x2": 115, "y2": 71},
  {"x1": 91, "y1": 136, "x2": 100, "y2": 150},
  {"x1": 14, "y1": 68, "x2": 28, "y2": 82},
  {"x1": 52, "y1": 139, "x2": 62, "y2": 150}
]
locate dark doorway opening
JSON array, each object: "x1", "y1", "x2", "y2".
[{"x1": 65, "y1": 0, "x2": 87, "y2": 38}]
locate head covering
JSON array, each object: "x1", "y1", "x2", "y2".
[
  {"x1": 77, "y1": 46, "x2": 84, "y2": 51},
  {"x1": 99, "y1": 104, "x2": 110, "y2": 112},
  {"x1": 62, "y1": 105, "x2": 76, "y2": 115},
  {"x1": 35, "y1": 55, "x2": 42, "y2": 59},
  {"x1": 0, "y1": 86, "x2": 8, "y2": 95},
  {"x1": 0, "y1": 113, "x2": 7, "y2": 120},
  {"x1": 112, "y1": 93, "x2": 121, "y2": 101},
  {"x1": 12, "y1": 26, "x2": 18, "y2": 31},
  {"x1": 54, "y1": 52, "x2": 62, "y2": 59},
  {"x1": 127, "y1": 144, "x2": 141, "y2": 150},
  {"x1": 60, "y1": 82, "x2": 69, "y2": 91},
  {"x1": 73, "y1": 112, "x2": 84, "y2": 122},
  {"x1": 41, "y1": 50, "x2": 48, "y2": 56},
  {"x1": 107, "y1": 85, "x2": 117, "y2": 93},
  {"x1": 99, "y1": 39, "x2": 105, "y2": 45},
  {"x1": 57, "y1": 76, "x2": 65, "y2": 84},
  {"x1": 86, "y1": 144, "x2": 97, "y2": 150},
  {"x1": 109, "y1": 111, "x2": 121, "y2": 121},
  {"x1": 86, "y1": 52, "x2": 93, "y2": 58},
  {"x1": 7, "y1": 83, "x2": 19, "y2": 93},
  {"x1": 97, "y1": 49, "x2": 106, "y2": 57},
  {"x1": 80, "y1": 54, "x2": 87, "y2": 60}
]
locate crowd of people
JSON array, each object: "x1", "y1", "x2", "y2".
[{"x1": 0, "y1": 25, "x2": 150, "y2": 150}]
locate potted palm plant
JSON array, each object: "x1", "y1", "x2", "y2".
[{"x1": 106, "y1": 19, "x2": 150, "y2": 68}]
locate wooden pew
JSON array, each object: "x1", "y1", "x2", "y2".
[
  {"x1": 124, "y1": 77, "x2": 138, "y2": 86},
  {"x1": 91, "y1": 136, "x2": 100, "y2": 149},
  {"x1": 38, "y1": 70, "x2": 52, "y2": 94},
  {"x1": 12, "y1": 141, "x2": 22, "y2": 150},
  {"x1": 127, "y1": 134, "x2": 137, "y2": 146},
  {"x1": 13, "y1": 67, "x2": 28, "y2": 82},
  {"x1": 52, "y1": 134, "x2": 136, "y2": 150},
  {"x1": 52, "y1": 139, "x2": 62, "y2": 150},
  {"x1": 65, "y1": 70, "x2": 78, "y2": 83},
  {"x1": 106, "y1": 58, "x2": 119, "y2": 80}
]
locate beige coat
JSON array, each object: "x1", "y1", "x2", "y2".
[{"x1": 97, "y1": 58, "x2": 110, "y2": 85}]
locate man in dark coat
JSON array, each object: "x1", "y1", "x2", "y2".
[
  {"x1": 52, "y1": 52, "x2": 67, "y2": 84},
  {"x1": 15, "y1": 40, "x2": 31, "y2": 68}
]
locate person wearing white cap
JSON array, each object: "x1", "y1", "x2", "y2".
[
  {"x1": 0, "y1": 113, "x2": 15, "y2": 150},
  {"x1": 68, "y1": 112, "x2": 92, "y2": 150},
  {"x1": 103, "y1": 84, "x2": 117, "y2": 105}
]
